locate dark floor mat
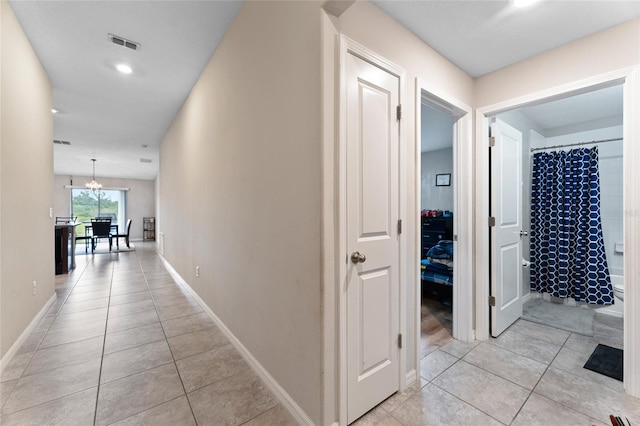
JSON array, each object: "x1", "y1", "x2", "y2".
[{"x1": 583, "y1": 344, "x2": 623, "y2": 381}]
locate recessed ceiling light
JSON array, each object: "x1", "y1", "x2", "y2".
[
  {"x1": 513, "y1": 0, "x2": 539, "y2": 7},
  {"x1": 51, "y1": 109, "x2": 58, "y2": 114},
  {"x1": 116, "y1": 63, "x2": 133, "y2": 74}
]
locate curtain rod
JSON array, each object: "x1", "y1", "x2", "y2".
[
  {"x1": 530, "y1": 137, "x2": 622, "y2": 153},
  {"x1": 64, "y1": 185, "x2": 130, "y2": 191}
]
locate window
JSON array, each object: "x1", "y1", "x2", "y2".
[{"x1": 71, "y1": 189, "x2": 126, "y2": 236}]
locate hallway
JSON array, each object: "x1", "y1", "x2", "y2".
[
  {"x1": 0, "y1": 243, "x2": 296, "y2": 425},
  {"x1": 1, "y1": 243, "x2": 639, "y2": 425}
]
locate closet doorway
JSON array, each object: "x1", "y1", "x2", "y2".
[{"x1": 415, "y1": 82, "x2": 473, "y2": 371}]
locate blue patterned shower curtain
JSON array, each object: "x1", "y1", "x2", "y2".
[{"x1": 530, "y1": 146, "x2": 613, "y2": 305}]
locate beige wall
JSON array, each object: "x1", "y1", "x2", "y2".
[
  {"x1": 0, "y1": 0, "x2": 54, "y2": 359},
  {"x1": 333, "y1": 0, "x2": 475, "y2": 383},
  {"x1": 474, "y1": 17, "x2": 640, "y2": 394},
  {"x1": 159, "y1": 1, "x2": 323, "y2": 422},
  {"x1": 53, "y1": 175, "x2": 156, "y2": 241},
  {"x1": 475, "y1": 18, "x2": 640, "y2": 107}
]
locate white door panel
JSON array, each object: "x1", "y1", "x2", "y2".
[
  {"x1": 491, "y1": 119, "x2": 523, "y2": 337},
  {"x1": 358, "y1": 268, "x2": 391, "y2": 375},
  {"x1": 346, "y1": 51, "x2": 400, "y2": 424}
]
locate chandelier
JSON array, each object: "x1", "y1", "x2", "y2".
[{"x1": 86, "y1": 158, "x2": 102, "y2": 193}]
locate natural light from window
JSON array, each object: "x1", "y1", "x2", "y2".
[{"x1": 71, "y1": 189, "x2": 126, "y2": 236}]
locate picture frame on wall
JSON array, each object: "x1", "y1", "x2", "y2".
[{"x1": 435, "y1": 173, "x2": 451, "y2": 186}]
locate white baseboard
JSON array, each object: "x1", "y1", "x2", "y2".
[
  {"x1": 0, "y1": 293, "x2": 56, "y2": 372},
  {"x1": 405, "y1": 369, "x2": 417, "y2": 387},
  {"x1": 159, "y1": 255, "x2": 314, "y2": 425}
]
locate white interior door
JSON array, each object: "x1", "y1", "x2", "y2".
[
  {"x1": 345, "y1": 50, "x2": 400, "y2": 423},
  {"x1": 490, "y1": 118, "x2": 523, "y2": 337}
]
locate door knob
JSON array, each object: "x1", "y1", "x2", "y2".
[
  {"x1": 520, "y1": 230, "x2": 528, "y2": 237},
  {"x1": 351, "y1": 251, "x2": 366, "y2": 264}
]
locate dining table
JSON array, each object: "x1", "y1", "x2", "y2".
[{"x1": 81, "y1": 222, "x2": 120, "y2": 253}]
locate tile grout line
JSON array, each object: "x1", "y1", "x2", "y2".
[
  {"x1": 519, "y1": 329, "x2": 620, "y2": 424},
  {"x1": 136, "y1": 251, "x2": 279, "y2": 425},
  {"x1": 91, "y1": 250, "x2": 169, "y2": 423},
  {"x1": 92, "y1": 254, "x2": 116, "y2": 426},
  {"x1": 431, "y1": 354, "x2": 528, "y2": 425},
  {"x1": 429, "y1": 381, "x2": 508, "y2": 425},
  {"x1": 135, "y1": 249, "x2": 201, "y2": 426},
  {"x1": 0, "y1": 258, "x2": 100, "y2": 420},
  {"x1": 0, "y1": 247, "x2": 187, "y2": 423},
  {"x1": 424, "y1": 333, "x2": 554, "y2": 425},
  {"x1": 505, "y1": 327, "x2": 572, "y2": 425},
  {"x1": 2, "y1": 259, "x2": 92, "y2": 402}
]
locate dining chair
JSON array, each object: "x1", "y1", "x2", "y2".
[
  {"x1": 113, "y1": 219, "x2": 132, "y2": 249},
  {"x1": 90, "y1": 218, "x2": 112, "y2": 253}
]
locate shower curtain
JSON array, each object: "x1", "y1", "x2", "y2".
[{"x1": 530, "y1": 146, "x2": 614, "y2": 305}]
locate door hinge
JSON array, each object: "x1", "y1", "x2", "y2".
[
  {"x1": 396, "y1": 104, "x2": 402, "y2": 121},
  {"x1": 398, "y1": 333, "x2": 403, "y2": 349},
  {"x1": 489, "y1": 216, "x2": 496, "y2": 227},
  {"x1": 397, "y1": 219, "x2": 402, "y2": 235},
  {"x1": 489, "y1": 136, "x2": 496, "y2": 147},
  {"x1": 453, "y1": 234, "x2": 458, "y2": 241},
  {"x1": 489, "y1": 296, "x2": 496, "y2": 307}
]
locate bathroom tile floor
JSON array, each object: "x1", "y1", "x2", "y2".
[
  {"x1": 1, "y1": 243, "x2": 638, "y2": 425},
  {"x1": 354, "y1": 298, "x2": 639, "y2": 426}
]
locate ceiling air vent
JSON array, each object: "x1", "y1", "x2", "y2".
[
  {"x1": 53, "y1": 140, "x2": 71, "y2": 145},
  {"x1": 109, "y1": 34, "x2": 140, "y2": 51},
  {"x1": 140, "y1": 158, "x2": 152, "y2": 164}
]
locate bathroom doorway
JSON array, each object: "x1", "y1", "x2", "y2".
[
  {"x1": 476, "y1": 66, "x2": 640, "y2": 396},
  {"x1": 488, "y1": 84, "x2": 625, "y2": 379}
]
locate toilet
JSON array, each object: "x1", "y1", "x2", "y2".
[
  {"x1": 612, "y1": 242, "x2": 624, "y2": 301},
  {"x1": 611, "y1": 275, "x2": 624, "y2": 301}
]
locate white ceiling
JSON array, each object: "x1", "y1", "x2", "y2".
[
  {"x1": 422, "y1": 84, "x2": 624, "y2": 152},
  {"x1": 9, "y1": 1, "x2": 639, "y2": 179},
  {"x1": 517, "y1": 84, "x2": 623, "y2": 133},
  {"x1": 9, "y1": 0, "x2": 242, "y2": 180},
  {"x1": 373, "y1": 0, "x2": 640, "y2": 78}
]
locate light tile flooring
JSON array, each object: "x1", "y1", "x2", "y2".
[
  {"x1": 354, "y1": 298, "x2": 640, "y2": 426},
  {"x1": 0, "y1": 243, "x2": 297, "y2": 425},
  {"x1": 1, "y1": 244, "x2": 639, "y2": 425}
]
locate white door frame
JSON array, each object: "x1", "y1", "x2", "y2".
[
  {"x1": 474, "y1": 66, "x2": 640, "y2": 397},
  {"x1": 338, "y1": 35, "x2": 407, "y2": 425},
  {"x1": 415, "y1": 78, "x2": 474, "y2": 357}
]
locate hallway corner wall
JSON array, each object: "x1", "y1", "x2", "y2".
[
  {"x1": 337, "y1": 0, "x2": 475, "y2": 382},
  {"x1": 0, "y1": 0, "x2": 54, "y2": 359},
  {"x1": 158, "y1": 1, "x2": 323, "y2": 423},
  {"x1": 475, "y1": 18, "x2": 640, "y2": 107}
]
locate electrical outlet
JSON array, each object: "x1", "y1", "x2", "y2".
[
  {"x1": 196, "y1": 266, "x2": 200, "y2": 278},
  {"x1": 32, "y1": 280, "x2": 37, "y2": 295}
]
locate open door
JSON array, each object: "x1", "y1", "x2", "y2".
[{"x1": 490, "y1": 118, "x2": 524, "y2": 337}]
